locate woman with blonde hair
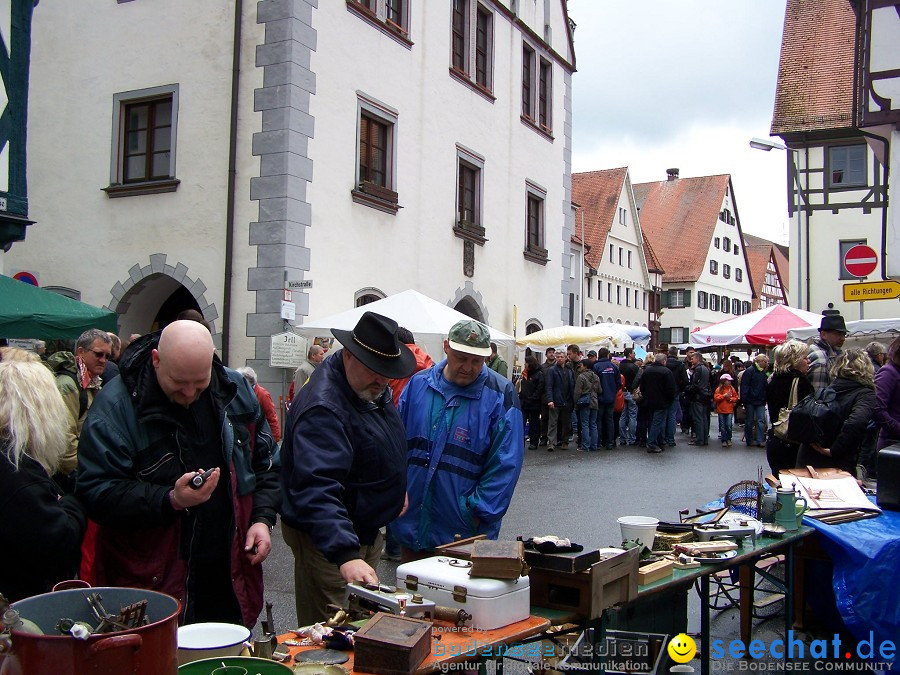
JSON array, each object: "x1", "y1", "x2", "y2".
[
  {"x1": 796, "y1": 349, "x2": 877, "y2": 475},
  {"x1": 765, "y1": 340, "x2": 814, "y2": 474},
  {"x1": 0, "y1": 359, "x2": 87, "y2": 601}
]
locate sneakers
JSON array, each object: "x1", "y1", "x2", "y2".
[
  {"x1": 646, "y1": 446, "x2": 663, "y2": 454},
  {"x1": 527, "y1": 444, "x2": 538, "y2": 450}
]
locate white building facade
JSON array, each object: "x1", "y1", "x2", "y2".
[{"x1": 5, "y1": 0, "x2": 576, "y2": 398}]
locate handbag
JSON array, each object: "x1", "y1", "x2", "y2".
[
  {"x1": 772, "y1": 377, "x2": 798, "y2": 441},
  {"x1": 576, "y1": 392, "x2": 591, "y2": 407},
  {"x1": 632, "y1": 387, "x2": 643, "y2": 403}
]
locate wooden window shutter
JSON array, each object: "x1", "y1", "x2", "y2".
[
  {"x1": 683, "y1": 290, "x2": 692, "y2": 307},
  {"x1": 659, "y1": 327, "x2": 671, "y2": 344}
]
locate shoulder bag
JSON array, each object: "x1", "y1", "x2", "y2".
[{"x1": 771, "y1": 377, "x2": 798, "y2": 441}]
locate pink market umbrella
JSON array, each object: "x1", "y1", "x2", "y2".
[{"x1": 690, "y1": 305, "x2": 823, "y2": 346}]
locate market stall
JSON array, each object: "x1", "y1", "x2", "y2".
[
  {"x1": 787, "y1": 317, "x2": 900, "y2": 349},
  {"x1": 0, "y1": 274, "x2": 117, "y2": 339},
  {"x1": 690, "y1": 305, "x2": 823, "y2": 347},
  {"x1": 293, "y1": 289, "x2": 515, "y2": 373},
  {"x1": 515, "y1": 324, "x2": 650, "y2": 350}
]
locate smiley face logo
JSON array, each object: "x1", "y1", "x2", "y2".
[{"x1": 667, "y1": 633, "x2": 697, "y2": 663}]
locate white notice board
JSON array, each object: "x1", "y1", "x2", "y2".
[{"x1": 270, "y1": 331, "x2": 306, "y2": 368}]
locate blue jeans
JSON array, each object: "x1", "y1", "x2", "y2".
[
  {"x1": 745, "y1": 403, "x2": 767, "y2": 445},
  {"x1": 718, "y1": 413, "x2": 733, "y2": 443},
  {"x1": 618, "y1": 394, "x2": 637, "y2": 444},
  {"x1": 578, "y1": 406, "x2": 599, "y2": 450},
  {"x1": 648, "y1": 408, "x2": 667, "y2": 448},
  {"x1": 598, "y1": 403, "x2": 616, "y2": 448},
  {"x1": 665, "y1": 399, "x2": 680, "y2": 445}
]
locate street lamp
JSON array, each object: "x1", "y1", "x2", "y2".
[{"x1": 749, "y1": 137, "x2": 786, "y2": 152}]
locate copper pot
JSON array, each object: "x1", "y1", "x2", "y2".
[{"x1": 2, "y1": 587, "x2": 180, "y2": 675}]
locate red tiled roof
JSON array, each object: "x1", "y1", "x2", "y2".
[
  {"x1": 773, "y1": 245, "x2": 790, "y2": 294},
  {"x1": 642, "y1": 232, "x2": 664, "y2": 274},
  {"x1": 572, "y1": 168, "x2": 628, "y2": 271},
  {"x1": 744, "y1": 245, "x2": 772, "y2": 302},
  {"x1": 771, "y1": 0, "x2": 856, "y2": 135},
  {"x1": 632, "y1": 174, "x2": 730, "y2": 283}
]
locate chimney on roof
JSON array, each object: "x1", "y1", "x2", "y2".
[{"x1": 666, "y1": 168, "x2": 679, "y2": 181}]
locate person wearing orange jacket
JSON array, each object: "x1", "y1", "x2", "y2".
[
  {"x1": 713, "y1": 373, "x2": 739, "y2": 447},
  {"x1": 386, "y1": 327, "x2": 435, "y2": 407}
]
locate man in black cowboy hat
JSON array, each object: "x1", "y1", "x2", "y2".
[
  {"x1": 279, "y1": 311, "x2": 416, "y2": 625},
  {"x1": 808, "y1": 311, "x2": 848, "y2": 392}
]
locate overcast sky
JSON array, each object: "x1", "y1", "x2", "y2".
[{"x1": 567, "y1": 0, "x2": 789, "y2": 245}]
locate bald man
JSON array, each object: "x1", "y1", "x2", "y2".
[{"x1": 76, "y1": 320, "x2": 280, "y2": 627}]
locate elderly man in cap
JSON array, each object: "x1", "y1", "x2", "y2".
[
  {"x1": 807, "y1": 312, "x2": 847, "y2": 392},
  {"x1": 280, "y1": 312, "x2": 416, "y2": 625},
  {"x1": 392, "y1": 319, "x2": 524, "y2": 559}
]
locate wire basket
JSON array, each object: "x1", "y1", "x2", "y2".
[{"x1": 724, "y1": 480, "x2": 763, "y2": 519}]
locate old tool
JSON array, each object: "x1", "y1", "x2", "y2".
[{"x1": 189, "y1": 468, "x2": 215, "y2": 489}]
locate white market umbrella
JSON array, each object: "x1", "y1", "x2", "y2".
[
  {"x1": 516, "y1": 324, "x2": 649, "y2": 350},
  {"x1": 690, "y1": 305, "x2": 824, "y2": 347}
]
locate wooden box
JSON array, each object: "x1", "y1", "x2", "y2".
[
  {"x1": 523, "y1": 547, "x2": 601, "y2": 573},
  {"x1": 470, "y1": 540, "x2": 526, "y2": 579},
  {"x1": 528, "y1": 547, "x2": 639, "y2": 619},
  {"x1": 353, "y1": 612, "x2": 433, "y2": 675}
]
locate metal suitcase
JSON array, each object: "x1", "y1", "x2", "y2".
[{"x1": 396, "y1": 556, "x2": 530, "y2": 630}]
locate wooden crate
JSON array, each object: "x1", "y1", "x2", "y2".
[
  {"x1": 529, "y1": 547, "x2": 639, "y2": 618},
  {"x1": 353, "y1": 612, "x2": 433, "y2": 675}
]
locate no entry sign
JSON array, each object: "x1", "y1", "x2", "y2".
[{"x1": 844, "y1": 245, "x2": 878, "y2": 278}]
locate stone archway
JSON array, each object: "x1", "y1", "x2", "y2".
[
  {"x1": 108, "y1": 254, "x2": 218, "y2": 344},
  {"x1": 450, "y1": 281, "x2": 488, "y2": 324}
]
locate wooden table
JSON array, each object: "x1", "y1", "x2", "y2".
[{"x1": 280, "y1": 615, "x2": 551, "y2": 675}]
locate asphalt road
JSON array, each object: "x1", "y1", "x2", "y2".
[{"x1": 259, "y1": 417, "x2": 772, "y2": 638}]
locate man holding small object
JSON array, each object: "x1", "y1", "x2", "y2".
[
  {"x1": 280, "y1": 312, "x2": 416, "y2": 625},
  {"x1": 76, "y1": 320, "x2": 280, "y2": 627}
]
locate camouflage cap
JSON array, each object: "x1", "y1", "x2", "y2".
[{"x1": 447, "y1": 319, "x2": 492, "y2": 357}]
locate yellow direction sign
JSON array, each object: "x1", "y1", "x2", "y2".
[{"x1": 843, "y1": 280, "x2": 900, "y2": 302}]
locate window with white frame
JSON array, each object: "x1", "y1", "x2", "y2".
[
  {"x1": 714, "y1": 237, "x2": 720, "y2": 249},
  {"x1": 524, "y1": 180, "x2": 547, "y2": 262},
  {"x1": 731, "y1": 298, "x2": 740, "y2": 315},
  {"x1": 670, "y1": 327, "x2": 686, "y2": 344},
  {"x1": 741, "y1": 301, "x2": 752, "y2": 314},
  {"x1": 352, "y1": 94, "x2": 399, "y2": 213},
  {"x1": 619, "y1": 207, "x2": 626, "y2": 225},
  {"x1": 454, "y1": 145, "x2": 485, "y2": 241},
  {"x1": 347, "y1": 0, "x2": 410, "y2": 42},
  {"x1": 829, "y1": 144, "x2": 866, "y2": 187},
  {"x1": 723, "y1": 237, "x2": 731, "y2": 251},
  {"x1": 627, "y1": 250, "x2": 632, "y2": 269},
  {"x1": 668, "y1": 289, "x2": 687, "y2": 308},
  {"x1": 721, "y1": 295, "x2": 729, "y2": 313},
  {"x1": 609, "y1": 243, "x2": 614, "y2": 263},
  {"x1": 106, "y1": 84, "x2": 180, "y2": 197},
  {"x1": 616, "y1": 285, "x2": 622, "y2": 305},
  {"x1": 607, "y1": 283, "x2": 612, "y2": 303},
  {"x1": 521, "y1": 41, "x2": 552, "y2": 134},
  {"x1": 450, "y1": 0, "x2": 493, "y2": 93},
  {"x1": 625, "y1": 286, "x2": 630, "y2": 307},
  {"x1": 618, "y1": 247, "x2": 623, "y2": 266}
]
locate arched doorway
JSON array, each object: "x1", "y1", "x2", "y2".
[{"x1": 453, "y1": 296, "x2": 485, "y2": 323}]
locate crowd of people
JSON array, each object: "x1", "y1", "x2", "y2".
[
  {"x1": 0, "y1": 311, "x2": 524, "y2": 632},
  {"x1": 2, "y1": 308, "x2": 898, "y2": 631},
  {"x1": 514, "y1": 313, "x2": 900, "y2": 488}
]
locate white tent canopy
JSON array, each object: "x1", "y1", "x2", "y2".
[
  {"x1": 516, "y1": 324, "x2": 650, "y2": 350},
  {"x1": 293, "y1": 289, "x2": 515, "y2": 370},
  {"x1": 787, "y1": 317, "x2": 900, "y2": 342}
]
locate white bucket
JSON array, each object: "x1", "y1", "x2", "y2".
[{"x1": 617, "y1": 515, "x2": 659, "y2": 549}]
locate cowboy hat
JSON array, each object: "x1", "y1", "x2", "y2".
[{"x1": 332, "y1": 311, "x2": 416, "y2": 379}]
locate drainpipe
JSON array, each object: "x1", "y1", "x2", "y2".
[{"x1": 222, "y1": 0, "x2": 243, "y2": 363}]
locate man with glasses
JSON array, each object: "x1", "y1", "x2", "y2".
[{"x1": 47, "y1": 328, "x2": 114, "y2": 490}]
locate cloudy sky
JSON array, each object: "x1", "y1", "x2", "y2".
[{"x1": 566, "y1": 0, "x2": 789, "y2": 244}]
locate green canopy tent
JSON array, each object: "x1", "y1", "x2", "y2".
[{"x1": 0, "y1": 275, "x2": 117, "y2": 340}]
